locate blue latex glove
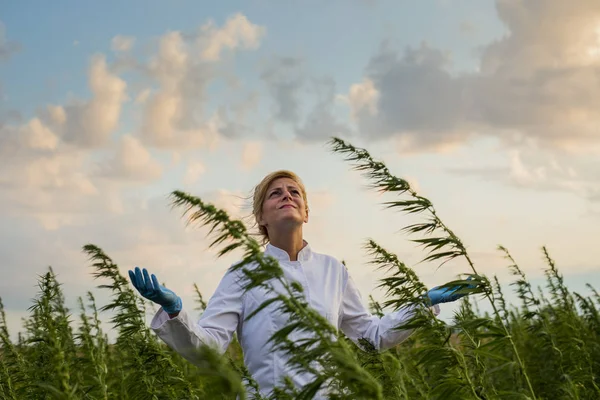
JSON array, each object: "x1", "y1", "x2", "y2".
[
  {"x1": 128, "y1": 266, "x2": 182, "y2": 314},
  {"x1": 427, "y1": 277, "x2": 475, "y2": 306}
]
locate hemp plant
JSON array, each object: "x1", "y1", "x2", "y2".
[
  {"x1": 327, "y1": 137, "x2": 537, "y2": 400},
  {"x1": 82, "y1": 244, "x2": 201, "y2": 400},
  {"x1": 362, "y1": 240, "x2": 491, "y2": 399}
]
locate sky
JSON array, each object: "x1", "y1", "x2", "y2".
[{"x1": 1, "y1": 0, "x2": 600, "y2": 342}]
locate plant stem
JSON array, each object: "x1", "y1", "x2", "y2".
[{"x1": 328, "y1": 136, "x2": 537, "y2": 400}]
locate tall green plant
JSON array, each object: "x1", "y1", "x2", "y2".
[
  {"x1": 75, "y1": 292, "x2": 108, "y2": 400},
  {"x1": 82, "y1": 244, "x2": 202, "y2": 400},
  {"x1": 22, "y1": 268, "x2": 78, "y2": 399},
  {"x1": 0, "y1": 297, "x2": 31, "y2": 399},
  {"x1": 362, "y1": 240, "x2": 489, "y2": 399},
  {"x1": 327, "y1": 137, "x2": 537, "y2": 399}
]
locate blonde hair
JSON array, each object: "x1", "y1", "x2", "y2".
[{"x1": 252, "y1": 170, "x2": 309, "y2": 244}]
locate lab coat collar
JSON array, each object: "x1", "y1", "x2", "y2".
[{"x1": 265, "y1": 240, "x2": 313, "y2": 262}]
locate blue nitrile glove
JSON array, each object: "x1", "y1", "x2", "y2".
[
  {"x1": 128, "y1": 266, "x2": 182, "y2": 314},
  {"x1": 426, "y1": 277, "x2": 476, "y2": 306}
]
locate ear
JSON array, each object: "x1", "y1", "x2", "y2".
[
  {"x1": 257, "y1": 213, "x2": 266, "y2": 227},
  {"x1": 304, "y1": 208, "x2": 309, "y2": 224}
]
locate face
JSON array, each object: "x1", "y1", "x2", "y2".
[{"x1": 258, "y1": 177, "x2": 308, "y2": 232}]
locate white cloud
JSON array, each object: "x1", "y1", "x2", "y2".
[
  {"x1": 111, "y1": 35, "x2": 135, "y2": 52},
  {"x1": 205, "y1": 189, "x2": 250, "y2": 220},
  {"x1": 95, "y1": 134, "x2": 163, "y2": 183},
  {"x1": 134, "y1": 88, "x2": 151, "y2": 104},
  {"x1": 19, "y1": 118, "x2": 59, "y2": 150},
  {"x1": 0, "y1": 144, "x2": 107, "y2": 230},
  {"x1": 183, "y1": 161, "x2": 206, "y2": 186},
  {"x1": 136, "y1": 14, "x2": 266, "y2": 149},
  {"x1": 344, "y1": 0, "x2": 600, "y2": 154},
  {"x1": 260, "y1": 58, "x2": 353, "y2": 142},
  {"x1": 0, "y1": 12, "x2": 269, "y2": 242},
  {"x1": 447, "y1": 143, "x2": 600, "y2": 201},
  {"x1": 47, "y1": 105, "x2": 67, "y2": 125},
  {"x1": 260, "y1": 56, "x2": 305, "y2": 124},
  {"x1": 306, "y1": 190, "x2": 335, "y2": 214},
  {"x1": 340, "y1": 78, "x2": 379, "y2": 122},
  {"x1": 240, "y1": 141, "x2": 263, "y2": 171},
  {"x1": 59, "y1": 54, "x2": 128, "y2": 147},
  {"x1": 0, "y1": 50, "x2": 139, "y2": 231},
  {"x1": 139, "y1": 30, "x2": 213, "y2": 147},
  {"x1": 199, "y1": 13, "x2": 266, "y2": 62},
  {"x1": 459, "y1": 21, "x2": 476, "y2": 35},
  {"x1": 508, "y1": 150, "x2": 545, "y2": 187}
]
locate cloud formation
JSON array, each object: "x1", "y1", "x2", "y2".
[
  {"x1": 0, "y1": 12, "x2": 269, "y2": 235},
  {"x1": 0, "y1": 53, "x2": 138, "y2": 231},
  {"x1": 261, "y1": 56, "x2": 306, "y2": 124},
  {"x1": 0, "y1": 54, "x2": 129, "y2": 150},
  {"x1": 61, "y1": 54, "x2": 128, "y2": 147},
  {"x1": 447, "y1": 142, "x2": 600, "y2": 203},
  {"x1": 137, "y1": 14, "x2": 266, "y2": 149},
  {"x1": 183, "y1": 160, "x2": 206, "y2": 186},
  {"x1": 111, "y1": 35, "x2": 135, "y2": 52},
  {"x1": 344, "y1": 0, "x2": 600, "y2": 154},
  {"x1": 260, "y1": 57, "x2": 352, "y2": 142},
  {"x1": 199, "y1": 13, "x2": 266, "y2": 62},
  {"x1": 95, "y1": 134, "x2": 163, "y2": 183},
  {"x1": 240, "y1": 141, "x2": 263, "y2": 171}
]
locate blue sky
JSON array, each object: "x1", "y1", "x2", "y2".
[
  {"x1": 1, "y1": 0, "x2": 600, "y2": 341},
  {"x1": 1, "y1": 0, "x2": 504, "y2": 114}
]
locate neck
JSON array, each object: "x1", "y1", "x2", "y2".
[{"x1": 268, "y1": 228, "x2": 305, "y2": 261}]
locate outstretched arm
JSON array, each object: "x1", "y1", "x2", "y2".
[
  {"x1": 129, "y1": 266, "x2": 244, "y2": 366},
  {"x1": 339, "y1": 272, "x2": 440, "y2": 352}
]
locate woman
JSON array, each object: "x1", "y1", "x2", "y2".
[{"x1": 129, "y1": 170, "x2": 471, "y2": 398}]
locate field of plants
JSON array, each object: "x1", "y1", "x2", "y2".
[{"x1": 1, "y1": 138, "x2": 598, "y2": 399}]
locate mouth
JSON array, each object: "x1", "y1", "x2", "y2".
[{"x1": 279, "y1": 204, "x2": 295, "y2": 209}]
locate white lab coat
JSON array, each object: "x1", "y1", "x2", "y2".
[{"x1": 150, "y1": 241, "x2": 440, "y2": 398}]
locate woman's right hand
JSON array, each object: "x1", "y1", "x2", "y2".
[{"x1": 128, "y1": 266, "x2": 182, "y2": 314}]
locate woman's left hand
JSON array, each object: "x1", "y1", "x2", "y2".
[{"x1": 426, "y1": 277, "x2": 477, "y2": 306}]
